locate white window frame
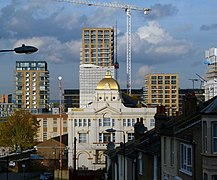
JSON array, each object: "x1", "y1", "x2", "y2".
[
  {"x1": 127, "y1": 133, "x2": 134, "y2": 141},
  {"x1": 103, "y1": 117, "x2": 110, "y2": 126},
  {"x1": 79, "y1": 133, "x2": 87, "y2": 143},
  {"x1": 212, "y1": 122, "x2": 217, "y2": 154},
  {"x1": 180, "y1": 143, "x2": 192, "y2": 176},
  {"x1": 150, "y1": 119, "x2": 155, "y2": 127}
]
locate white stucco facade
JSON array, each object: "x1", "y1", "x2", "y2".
[{"x1": 68, "y1": 72, "x2": 156, "y2": 170}]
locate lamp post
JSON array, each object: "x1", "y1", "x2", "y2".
[
  {"x1": 0, "y1": 44, "x2": 38, "y2": 54},
  {"x1": 58, "y1": 76, "x2": 63, "y2": 177},
  {"x1": 106, "y1": 128, "x2": 125, "y2": 180},
  {"x1": 0, "y1": 44, "x2": 37, "y2": 180}
]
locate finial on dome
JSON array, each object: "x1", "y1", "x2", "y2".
[{"x1": 105, "y1": 70, "x2": 112, "y2": 78}]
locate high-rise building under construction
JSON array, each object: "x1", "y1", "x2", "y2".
[
  {"x1": 204, "y1": 48, "x2": 217, "y2": 100},
  {"x1": 79, "y1": 28, "x2": 115, "y2": 107}
]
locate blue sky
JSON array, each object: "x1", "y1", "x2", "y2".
[{"x1": 0, "y1": 0, "x2": 216, "y2": 99}]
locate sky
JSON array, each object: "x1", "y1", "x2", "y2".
[{"x1": 0, "y1": 0, "x2": 216, "y2": 100}]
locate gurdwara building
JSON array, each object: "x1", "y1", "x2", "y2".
[{"x1": 67, "y1": 71, "x2": 156, "y2": 170}]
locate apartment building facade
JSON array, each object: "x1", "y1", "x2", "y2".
[
  {"x1": 79, "y1": 28, "x2": 115, "y2": 108},
  {"x1": 144, "y1": 74, "x2": 179, "y2": 116},
  {"x1": 15, "y1": 61, "x2": 49, "y2": 111}
]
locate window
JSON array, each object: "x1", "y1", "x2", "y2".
[
  {"x1": 99, "y1": 133, "x2": 115, "y2": 143},
  {"x1": 83, "y1": 119, "x2": 87, "y2": 126},
  {"x1": 88, "y1": 119, "x2": 91, "y2": 126},
  {"x1": 99, "y1": 119, "x2": 102, "y2": 126},
  {"x1": 171, "y1": 80, "x2": 176, "y2": 84},
  {"x1": 127, "y1": 119, "x2": 131, "y2": 126},
  {"x1": 163, "y1": 137, "x2": 167, "y2": 164},
  {"x1": 123, "y1": 119, "x2": 126, "y2": 126},
  {"x1": 63, "y1": 120, "x2": 67, "y2": 127},
  {"x1": 150, "y1": 119, "x2": 155, "y2": 127},
  {"x1": 112, "y1": 119, "x2": 115, "y2": 126},
  {"x1": 128, "y1": 133, "x2": 134, "y2": 141},
  {"x1": 132, "y1": 119, "x2": 135, "y2": 126},
  {"x1": 204, "y1": 173, "x2": 208, "y2": 180},
  {"x1": 53, "y1": 119, "x2": 57, "y2": 127},
  {"x1": 74, "y1": 119, "x2": 77, "y2": 126},
  {"x1": 103, "y1": 133, "x2": 111, "y2": 143},
  {"x1": 212, "y1": 122, "x2": 217, "y2": 153},
  {"x1": 43, "y1": 132, "x2": 47, "y2": 140},
  {"x1": 43, "y1": 120, "x2": 47, "y2": 127},
  {"x1": 103, "y1": 117, "x2": 110, "y2": 126},
  {"x1": 79, "y1": 133, "x2": 87, "y2": 143},
  {"x1": 79, "y1": 119, "x2": 82, "y2": 127},
  {"x1": 203, "y1": 121, "x2": 207, "y2": 153},
  {"x1": 158, "y1": 80, "x2": 163, "y2": 84},
  {"x1": 138, "y1": 152, "x2": 143, "y2": 175},
  {"x1": 170, "y1": 138, "x2": 174, "y2": 166},
  {"x1": 180, "y1": 143, "x2": 192, "y2": 175},
  {"x1": 212, "y1": 175, "x2": 217, "y2": 180}
]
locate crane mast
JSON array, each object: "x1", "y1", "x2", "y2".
[{"x1": 55, "y1": 0, "x2": 151, "y2": 95}]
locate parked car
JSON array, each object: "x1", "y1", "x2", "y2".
[{"x1": 39, "y1": 172, "x2": 54, "y2": 180}]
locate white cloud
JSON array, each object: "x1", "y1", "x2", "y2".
[
  {"x1": 138, "y1": 65, "x2": 154, "y2": 77},
  {"x1": 15, "y1": 36, "x2": 81, "y2": 63},
  {"x1": 137, "y1": 21, "x2": 173, "y2": 45},
  {"x1": 117, "y1": 21, "x2": 192, "y2": 65},
  {"x1": 132, "y1": 65, "x2": 154, "y2": 87}
]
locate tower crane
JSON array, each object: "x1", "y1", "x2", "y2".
[
  {"x1": 196, "y1": 73, "x2": 207, "y2": 89},
  {"x1": 54, "y1": 0, "x2": 151, "y2": 95}
]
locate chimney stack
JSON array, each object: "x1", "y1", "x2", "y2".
[
  {"x1": 182, "y1": 92, "x2": 197, "y2": 116},
  {"x1": 155, "y1": 105, "x2": 170, "y2": 132},
  {"x1": 134, "y1": 117, "x2": 147, "y2": 139}
]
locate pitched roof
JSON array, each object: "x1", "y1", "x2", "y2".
[{"x1": 200, "y1": 96, "x2": 217, "y2": 114}]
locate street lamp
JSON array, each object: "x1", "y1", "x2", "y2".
[
  {"x1": 106, "y1": 128, "x2": 125, "y2": 180},
  {"x1": 58, "y1": 76, "x2": 63, "y2": 177},
  {"x1": 0, "y1": 44, "x2": 38, "y2": 54}
]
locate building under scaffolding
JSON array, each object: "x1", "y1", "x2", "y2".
[{"x1": 204, "y1": 48, "x2": 217, "y2": 101}]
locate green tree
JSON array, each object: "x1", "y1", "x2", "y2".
[{"x1": 0, "y1": 109, "x2": 40, "y2": 150}]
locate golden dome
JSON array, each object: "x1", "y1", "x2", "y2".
[{"x1": 96, "y1": 71, "x2": 120, "y2": 90}]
